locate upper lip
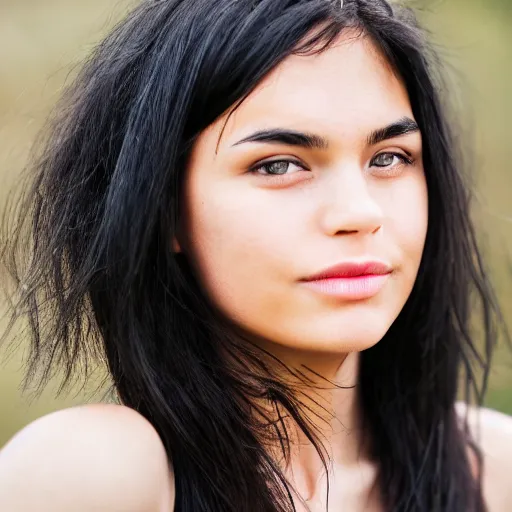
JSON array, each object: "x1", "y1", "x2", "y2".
[{"x1": 301, "y1": 261, "x2": 393, "y2": 281}]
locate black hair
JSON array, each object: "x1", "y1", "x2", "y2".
[{"x1": 1, "y1": 0, "x2": 507, "y2": 510}]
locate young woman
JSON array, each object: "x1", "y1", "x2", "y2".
[{"x1": 0, "y1": 0, "x2": 511, "y2": 510}]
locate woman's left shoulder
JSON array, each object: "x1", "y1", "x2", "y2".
[{"x1": 456, "y1": 402, "x2": 512, "y2": 512}]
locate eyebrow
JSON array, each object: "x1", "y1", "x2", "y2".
[
  {"x1": 367, "y1": 117, "x2": 420, "y2": 146},
  {"x1": 231, "y1": 116, "x2": 420, "y2": 150}
]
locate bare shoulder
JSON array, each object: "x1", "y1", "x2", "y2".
[
  {"x1": 0, "y1": 403, "x2": 174, "y2": 511},
  {"x1": 456, "y1": 401, "x2": 512, "y2": 512}
]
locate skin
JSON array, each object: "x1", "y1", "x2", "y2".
[
  {"x1": 178, "y1": 34, "x2": 427, "y2": 365},
  {"x1": 176, "y1": 32, "x2": 427, "y2": 508},
  {"x1": 0, "y1": 31, "x2": 511, "y2": 512}
]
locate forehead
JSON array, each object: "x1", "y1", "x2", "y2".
[{"x1": 217, "y1": 32, "x2": 413, "y2": 147}]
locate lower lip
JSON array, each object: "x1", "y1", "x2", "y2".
[{"x1": 300, "y1": 274, "x2": 390, "y2": 300}]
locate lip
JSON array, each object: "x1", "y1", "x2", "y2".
[
  {"x1": 299, "y1": 261, "x2": 393, "y2": 301},
  {"x1": 301, "y1": 261, "x2": 392, "y2": 281}
]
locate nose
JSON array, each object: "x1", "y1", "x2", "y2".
[{"x1": 319, "y1": 166, "x2": 384, "y2": 237}]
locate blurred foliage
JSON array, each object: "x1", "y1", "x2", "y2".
[{"x1": 1, "y1": 0, "x2": 511, "y2": 447}]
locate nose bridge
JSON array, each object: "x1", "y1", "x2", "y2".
[{"x1": 320, "y1": 164, "x2": 383, "y2": 235}]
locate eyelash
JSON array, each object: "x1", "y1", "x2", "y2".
[{"x1": 248, "y1": 152, "x2": 414, "y2": 180}]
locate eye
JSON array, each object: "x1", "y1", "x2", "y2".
[
  {"x1": 248, "y1": 159, "x2": 307, "y2": 177},
  {"x1": 370, "y1": 152, "x2": 413, "y2": 173}
]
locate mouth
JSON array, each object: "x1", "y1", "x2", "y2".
[{"x1": 299, "y1": 261, "x2": 393, "y2": 300}]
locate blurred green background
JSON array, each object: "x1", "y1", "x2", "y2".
[{"x1": 1, "y1": 0, "x2": 511, "y2": 447}]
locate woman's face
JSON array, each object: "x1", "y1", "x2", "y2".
[{"x1": 178, "y1": 33, "x2": 428, "y2": 360}]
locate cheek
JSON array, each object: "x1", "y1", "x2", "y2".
[
  {"x1": 184, "y1": 177, "x2": 299, "y2": 324},
  {"x1": 382, "y1": 172, "x2": 428, "y2": 276}
]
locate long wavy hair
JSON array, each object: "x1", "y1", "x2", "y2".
[{"x1": 1, "y1": 0, "x2": 507, "y2": 510}]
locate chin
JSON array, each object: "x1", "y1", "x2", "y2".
[
  {"x1": 300, "y1": 330, "x2": 387, "y2": 354},
  {"x1": 256, "y1": 322, "x2": 390, "y2": 355},
  {"x1": 261, "y1": 312, "x2": 396, "y2": 356}
]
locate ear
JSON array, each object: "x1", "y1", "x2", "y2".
[{"x1": 172, "y1": 237, "x2": 182, "y2": 253}]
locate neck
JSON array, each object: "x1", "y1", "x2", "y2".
[
  {"x1": 254, "y1": 346, "x2": 376, "y2": 506},
  {"x1": 251, "y1": 340, "x2": 369, "y2": 469}
]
